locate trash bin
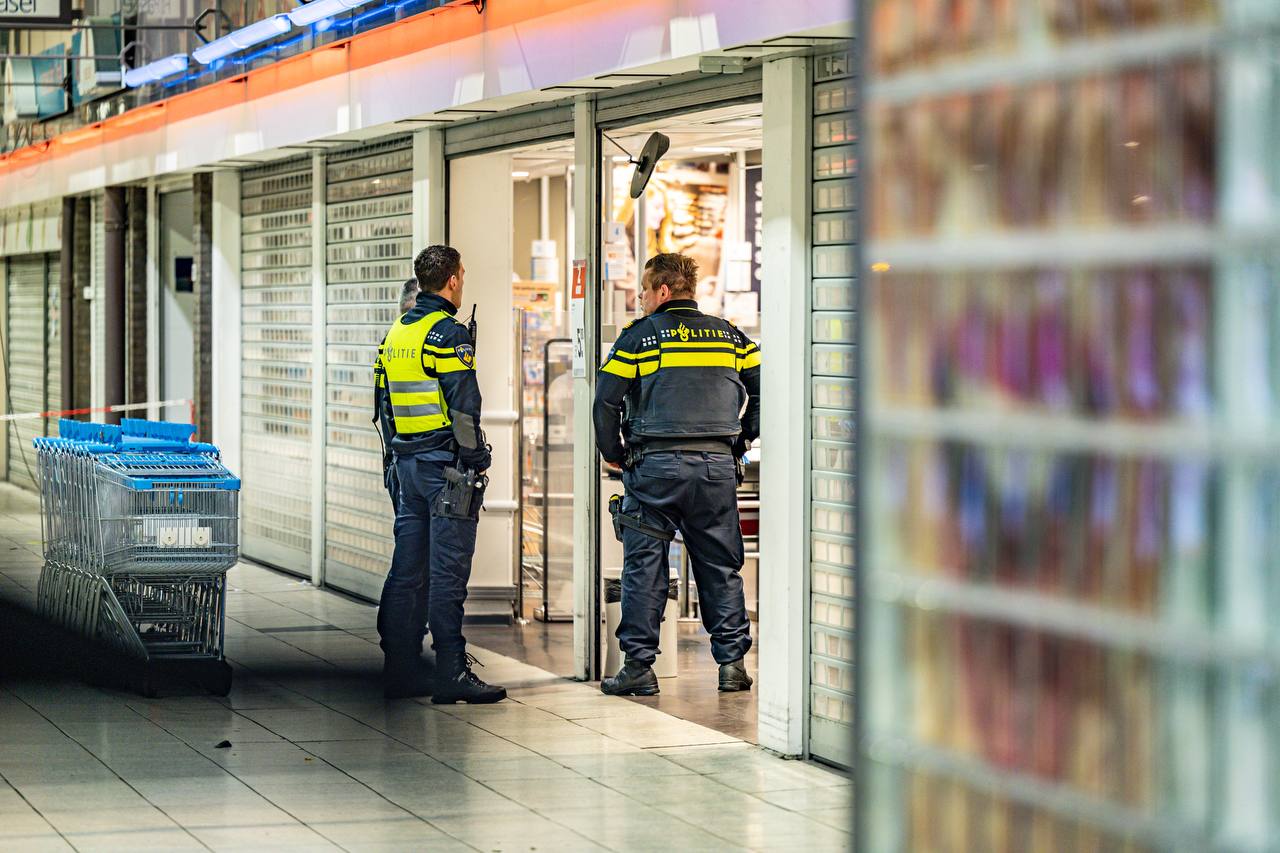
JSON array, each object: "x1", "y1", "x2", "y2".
[{"x1": 603, "y1": 565, "x2": 680, "y2": 679}]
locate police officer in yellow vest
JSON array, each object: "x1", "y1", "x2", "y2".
[
  {"x1": 373, "y1": 245, "x2": 505, "y2": 703},
  {"x1": 594, "y1": 253, "x2": 761, "y2": 696}
]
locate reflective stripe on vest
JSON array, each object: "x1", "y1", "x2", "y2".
[{"x1": 381, "y1": 310, "x2": 453, "y2": 435}]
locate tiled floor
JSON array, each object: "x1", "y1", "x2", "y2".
[
  {"x1": 0, "y1": 484, "x2": 852, "y2": 851},
  {"x1": 469, "y1": 619, "x2": 760, "y2": 742}
]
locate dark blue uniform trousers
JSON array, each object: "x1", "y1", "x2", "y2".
[
  {"x1": 377, "y1": 451, "x2": 477, "y2": 659},
  {"x1": 618, "y1": 451, "x2": 752, "y2": 666}
]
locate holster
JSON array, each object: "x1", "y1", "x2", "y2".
[
  {"x1": 432, "y1": 465, "x2": 487, "y2": 520},
  {"x1": 608, "y1": 494, "x2": 674, "y2": 543}
]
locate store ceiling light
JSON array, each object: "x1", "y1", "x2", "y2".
[
  {"x1": 511, "y1": 170, "x2": 530, "y2": 178},
  {"x1": 693, "y1": 147, "x2": 730, "y2": 154},
  {"x1": 192, "y1": 15, "x2": 292, "y2": 65},
  {"x1": 289, "y1": 0, "x2": 381, "y2": 28},
  {"x1": 123, "y1": 54, "x2": 190, "y2": 87}
]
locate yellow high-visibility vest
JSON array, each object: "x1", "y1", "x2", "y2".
[{"x1": 379, "y1": 310, "x2": 456, "y2": 435}]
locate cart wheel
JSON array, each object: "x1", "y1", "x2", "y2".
[
  {"x1": 136, "y1": 668, "x2": 159, "y2": 698},
  {"x1": 201, "y1": 661, "x2": 233, "y2": 697}
]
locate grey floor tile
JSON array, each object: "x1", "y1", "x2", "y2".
[
  {"x1": 308, "y1": 817, "x2": 474, "y2": 852},
  {"x1": 483, "y1": 776, "x2": 636, "y2": 811},
  {"x1": 239, "y1": 707, "x2": 387, "y2": 741},
  {"x1": 542, "y1": 750, "x2": 695, "y2": 779},
  {"x1": 803, "y1": 806, "x2": 854, "y2": 832},
  {"x1": 431, "y1": 809, "x2": 610, "y2": 852},
  {"x1": 440, "y1": 753, "x2": 581, "y2": 781},
  {"x1": 541, "y1": 804, "x2": 753, "y2": 853},
  {"x1": 757, "y1": 783, "x2": 854, "y2": 811},
  {"x1": 61, "y1": 828, "x2": 207, "y2": 852},
  {"x1": 190, "y1": 823, "x2": 344, "y2": 851}
]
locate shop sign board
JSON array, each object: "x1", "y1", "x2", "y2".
[
  {"x1": 571, "y1": 259, "x2": 587, "y2": 378},
  {"x1": 0, "y1": 0, "x2": 72, "y2": 24}
]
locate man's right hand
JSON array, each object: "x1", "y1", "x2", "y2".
[{"x1": 602, "y1": 460, "x2": 625, "y2": 479}]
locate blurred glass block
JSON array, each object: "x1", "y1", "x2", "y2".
[{"x1": 814, "y1": 244, "x2": 856, "y2": 277}]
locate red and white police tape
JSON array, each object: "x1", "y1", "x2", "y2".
[{"x1": 0, "y1": 399, "x2": 195, "y2": 423}]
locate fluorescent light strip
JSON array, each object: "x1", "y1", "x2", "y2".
[
  {"x1": 123, "y1": 53, "x2": 189, "y2": 88},
  {"x1": 192, "y1": 14, "x2": 292, "y2": 65},
  {"x1": 289, "y1": 0, "x2": 381, "y2": 27}
]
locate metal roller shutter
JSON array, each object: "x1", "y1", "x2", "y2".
[
  {"x1": 240, "y1": 157, "x2": 316, "y2": 574},
  {"x1": 6, "y1": 256, "x2": 47, "y2": 490},
  {"x1": 91, "y1": 196, "x2": 105, "y2": 411},
  {"x1": 594, "y1": 67, "x2": 762, "y2": 128},
  {"x1": 322, "y1": 136, "x2": 414, "y2": 599},
  {"x1": 808, "y1": 49, "x2": 857, "y2": 767},
  {"x1": 443, "y1": 103, "x2": 574, "y2": 158},
  {"x1": 46, "y1": 259, "x2": 61, "y2": 419}
]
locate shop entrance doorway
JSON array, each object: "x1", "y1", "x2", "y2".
[
  {"x1": 158, "y1": 190, "x2": 195, "y2": 425},
  {"x1": 461, "y1": 103, "x2": 766, "y2": 742},
  {"x1": 595, "y1": 103, "x2": 764, "y2": 742}
]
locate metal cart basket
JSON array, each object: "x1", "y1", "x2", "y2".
[{"x1": 33, "y1": 419, "x2": 240, "y2": 694}]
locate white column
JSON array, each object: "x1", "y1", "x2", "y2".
[
  {"x1": 413, "y1": 128, "x2": 446, "y2": 248},
  {"x1": 758, "y1": 54, "x2": 810, "y2": 757},
  {"x1": 145, "y1": 180, "x2": 161, "y2": 421},
  {"x1": 210, "y1": 171, "x2": 242, "y2": 479},
  {"x1": 447, "y1": 151, "x2": 520, "y2": 617},
  {"x1": 310, "y1": 153, "x2": 327, "y2": 588},
  {"x1": 572, "y1": 94, "x2": 601, "y2": 681}
]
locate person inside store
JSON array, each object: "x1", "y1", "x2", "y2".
[
  {"x1": 376, "y1": 278, "x2": 422, "y2": 510},
  {"x1": 593, "y1": 252, "x2": 761, "y2": 696},
  {"x1": 372, "y1": 246, "x2": 506, "y2": 703}
]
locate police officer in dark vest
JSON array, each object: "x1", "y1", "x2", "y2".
[
  {"x1": 373, "y1": 246, "x2": 506, "y2": 703},
  {"x1": 593, "y1": 252, "x2": 761, "y2": 695}
]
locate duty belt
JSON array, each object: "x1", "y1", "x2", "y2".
[{"x1": 622, "y1": 437, "x2": 733, "y2": 468}]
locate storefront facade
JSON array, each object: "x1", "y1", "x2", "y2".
[{"x1": 0, "y1": 0, "x2": 855, "y2": 766}]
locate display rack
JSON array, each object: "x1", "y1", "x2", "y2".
[{"x1": 863, "y1": 2, "x2": 1280, "y2": 850}]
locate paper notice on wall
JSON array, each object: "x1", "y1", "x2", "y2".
[{"x1": 571, "y1": 260, "x2": 587, "y2": 378}]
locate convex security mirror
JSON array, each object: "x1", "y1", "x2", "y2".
[{"x1": 628, "y1": 132, "x2": 670, "y2": 199}]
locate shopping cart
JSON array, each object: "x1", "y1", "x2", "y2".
[{"x1": 34, "y1": 418, "x2": 240, "y2": 695}]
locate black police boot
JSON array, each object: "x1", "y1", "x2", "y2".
[
  {"x1": 718, "y1": 658, "x2": 753, "y2": 692},
  {"x1": 415, "y1": 648, "x2": 437, "y2": 679},
  {"x1": 431, "y1": 652, "x2": 507, "y2": 704},
  {"x1": 383, "y1": 654, "x2": 434, "y2": 700},
  {"x1": 601, "y1": 659, "x2": 659, "y2": 696}
]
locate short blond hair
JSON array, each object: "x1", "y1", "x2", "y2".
[{"x1": 644, "y1": 253, "x2": 698, "y2": 298}]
